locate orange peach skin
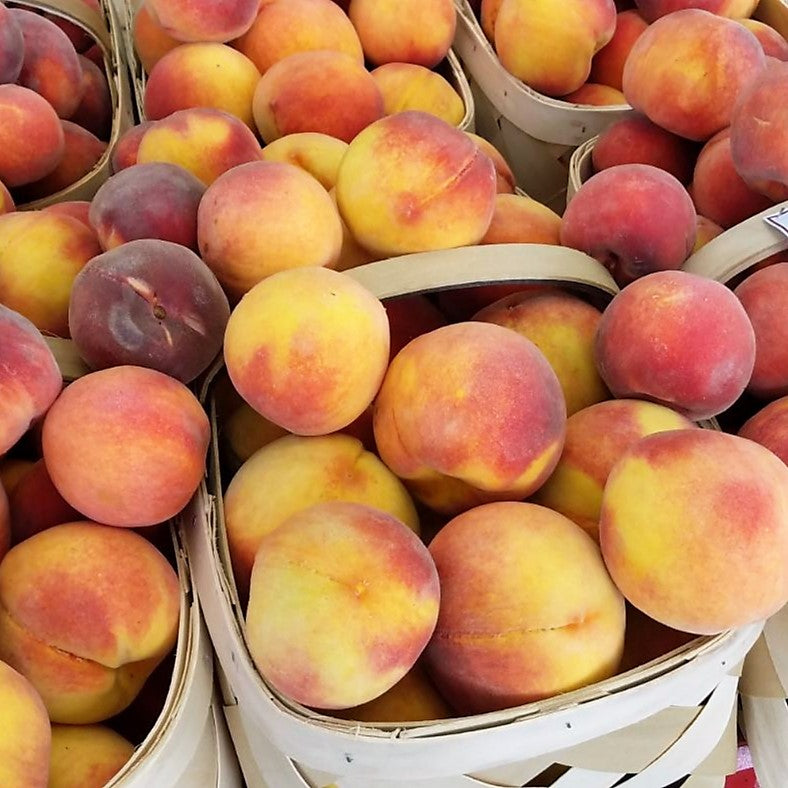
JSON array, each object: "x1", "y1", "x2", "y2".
[
  {"x1": 465, "y1": 132, "x2": 516, "y2": 193},
  {"x1": 261, "y1": 133, "x2": 348, "y2": 190},
  {"x1": 133, "y1": 5, "x2": 180, "y2": 74},
  {"x1": 563, "y1": 83, "x2": 627, "y2": 105},
  {"x1": 146, "y1": 0, "x2": 259, "y2": 43},
  {"x1": 600, "y1": 429, "x2": 788, "y2": 634},
  {"x1": 111, "y1": 122, "x2": 155, "y2": 173},
  {"x1": 224, "y1": 267, "x2": 390, "y2": 435},
  {"x1": 41, "y1": 200, "x2": 94, "y2": 232},
  {"x1": 739, "y1": 396, "x2": 788, "y2": 465},
  {"x1": 42, "y1": 366, "x2": 209, "y2": 528},
  {"x1": 0, "y1": 181, "x2": 13, "y2": 214},
  {"x1": 589, "y1": 10, "x2": 648, "y2": 91},
  {"x1": 49, "y1": 725, "x2": 134, "y2": 788},
  {"x1": 335, "y1": 111, "x2": 497, "y2": 257},
  {"x1": 480, "y1": 193, "x2": 561, "y2": 245},
  {"x1": 225, "y1": 433, "x2": 420, "y2": 598},
  {"x1": 634, "y1": 0, "x2": 759, "y2": 22},
  {"x1": 532, "y1": 399, "x2": 694, "y2": 540},
  {"x1": 246, "y1": 501, "x2": 440, "y2": 709},
  {"x1": 373, "y1": 321, "x2": 566, "y2": 515},
  {"x1": 693, "y1": 215, "x2": 724, "y2": 251},
  {"x1": 425, "y1": 502, "x2": 625, "y2": 714},
  {"x1": 0, "y1": 521, "x2": 180, "y2": 722}
]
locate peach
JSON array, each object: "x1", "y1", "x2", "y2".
[
  {"x1": 385, "y1": 295, "x2": 447, "y2": 360},
  {"x1": 438, "y1": 284, "x2": 559, "y2": 325},
  {"x1": 480, "y1": 0, "x2": 503, "y2": 41},
  {"x1": 532, "y1": 400, "x2": 694, "y2": 540},
  {"x1": 246, "y1": 501, "x2": 440, "y2": 709},
  {"x1": 0, "y1": 180, "x2": 13, "y2": 214},
  {"x1": 41, "y1": 201, "x2": 93, "y2": 231},
  {"x1": 371, "y1": 63, "x2": 465, "y2": 126},
  {"x1": 111, "y1": 121, "x2": 155, "y2": 173},
  {"x1": 348, "y1": 0, "x2": 456, "y2": 67},
  {"x1": 0, "y1": 521, "x2": 180, "y2": 722},
  {"x1": 374, "y1": 322, "x2": 566, "y2": 514},
  {"x1": 224, "y1": 267, "x2": 389, "y2": 435},
  {"x1": 623, "y1": 9, "x2": 766, "y2": 141},
  {"x1": 261, "y1": 133, "x2": 348, "y2": 190},
  {"x1": 144, "y1": 43, "x2": 261, "y2": 129},
  {"x1": 589, "y1": 10, "x2": 648, "y2": 91},
  {"x1": 225, "y1": 433, "x2": 420, "y2": 598},
  {"x1": 49, "y1": 725, "x2": 134, "y2": 788},
  {"x1": 595, "y1": 270, "x2": 756, "y2": 419},
  {"x1": 634, "y1": 0, "x2": 759, "y2": 21},
  {"x1": 425, "y1": 502, "x2": 625, "y2": 714},
  {"x1": 11, "y1": 9, "x2": 84, "y2": 119},
  {"x1": 479, "y1": 193, "x2": 562, "y2": 245},
  {"x1": 0, "y1": 660, "x2": 50, "y2": 788},
  {"x1": 253, "y1": 50, "x2": 384, "y2": 144},
  {"x1": 70, "y1": 55, "x2": 112, "y2": 141},
  {"x1": 335, "y1": 111, "x2": 497, "y2": 256},
  {"x1": 563, "y1": 83, "x2": 627, "y2": 105},
  {"x1": 42, "y1": 366, "x2": 209, "y2": 527},
  {"x1": 0, "y1": 84, "x2": 64, "y2": 187},
  {"x1": 329, "y1": 186, "x2": 379, "y2": 271},
  {"x1": 690, "y1": 128, "x2": 773, "y2": 229},
  {"x1": 223, "y1": 402, "x2": 289, "y2": 467},
  {"x1": 734, "y1": 263, "x2": 788, "y2": 398},
  {"x1": 591, "y1": 115, "x2": 699, "y2": 184},
  {"x1": 601, "y1": 429, "x2": 788, "y2": 634},
  {"x1": 561, "y1": 164, "x2": 697, "y2": 285},
  {"x1": 198, "y1": 161, "x2": 343, "y2": 298},
  {"x1": 739, "y1": 396, "x2": 788, "y2": 465},
  {"x1": 89, "y1": 162, "x2": 205, "y2": 251},
  {"x1": 145, "y1": 0, "x2": 259, "y2": 43},
  {"x1": 136, "y1": 107, "x2": 262, "y2": 185},
  {"x1": 693, "y1": 215, "x2": 724, "y2": 251},
  {"x1": 233, "y1": 0, "x2": 364, "y2": 74},
  {"x1": 0, "y1": 1, "x2": 23, "y2": 85},
  {"x1": 730, "y1": 61, "x2": 788, "y2": 202},
  {"x1": 465, "y1": 132, "x2": 516, "y2": 193},
  {"x1": 0, "y1": 459, "x2": 35, "y2": 496},
  {"x1": 43, "y1": 0, "x2": 101, "y2": 55},
  {"x1": 493, "y1": 0, "x2": 617, "y2": 97},
  {"x1": 0, "y1": 211, "x2": 100, "y2": 336},
  {"x1": 474, "y1": 290, "x2": 608, "y2": 416},
  {"x1": 132, "y1": 5, "x2": 180, "y2": 75},
  {"x1": 739, "y1": 18, "x2": 788, "y2": 60},
  {"x1": 68, "y1": 239, "x2": 230, "y2": 384}
]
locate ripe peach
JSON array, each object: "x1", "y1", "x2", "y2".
[
  {"x1": 465, "y1": 132, "x2": 516, "y2": 193},
  {"x1": 0, "y1": 2, "x2": 23, "y2": 84},
  {"x1": 246, "y1": 501, "x2": 440, "y2": 709},
  {"x1": 425, "y1": 502, "x2": 625, "y2": 714},
  {"x1": 224, "y1": 267, "x2": 389, "y2": 435},
  {"x1": 563, "y1": 83, "x2": 627, "y2": 105},
  {"x1": 335, "y1": 111, "x2": 496, "y2": 256},
  {"x1": 223, "y1": 402, "x2": 289, "y2": 467},
  {"x1": 49, "y1": 725, "x2": 134, "y2": 788},
  {"x1": 111, "y1": 122, "x2": 155, "y2": 173},
  {"x1": 41, "y1": 201, "x2": 93, "y2": 231},
  {"x1": 132, "y1": 4, "x2": 180, "y2": 74},
  {"x1": 739, "y1": 396, "x2": 788, "y2": 465},
  {"x1": 739, "y1": 18, "x2": 788, "y2": 60},
  {"x1": 590, "y1": 10, "x2": 648, "y2": 91},
  {"x1": 595, "y1": 270, "x2": 756, "y2": 419},
  {"x1": 42, "y1": 366, "x2": 209, "y2": 527},
  {"x1": 330, "y1": 187, "x2": 380, "y2": 271},
  {"x1": 693, "y1": 215, "x2": 724, "y2": 251},
  {"x1": 145, "y1": 0, "x2": 259, "y2": 43},
  {"x1": 197, "y1": 161, "x2": 343, "y2": 298},
  {"x1": 70, "y1": 55, "x2": 112, "y2": 141},
  {"x1": 0, "y1": 521, "x2": 180, "y2": 722},
  {"x1": 634, "y1": 0, "x2": 759, "y2": 21},
  {"x1": 600, "y1": 429, "x2": 788, "y2": 634},
  {"x1": 261, "y1": 133, "x2": 348, "y2": 190},
  {"x1": 480, "y1": 193, "x2": 562, "y2": 245}
]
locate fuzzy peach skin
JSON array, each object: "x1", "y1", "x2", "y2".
[
  {"x1": 198, "y1": 161, "x2": 343, "y2": 298},
  {"x1": 493, "y1": 0, "x2": 616, "y2": 97},
  {"x1": 730, "y1": 61, "x2": 788, "y2": 202},
  {"x1": 0, "y1": 2, "x2": 23, "y2": 84},
  {"x1": 71, "y1": 55, "x2": 112, "y2": 142},
  {"x1": 0, "y1": 84, "x2": 65, "y2": 187},
  {"x1": 371, "y1": 63, "x2": 465, "y2": 126},
  {"x1": 592, "y1": 115, "x2": 699, "y2": 185},
  {"x1": 223, "y1": 402, "x2": 289, "y2": 466},
  {"x1": 385, "y1": 294, "x2": 447, "y2": 360},
  {"x1": 739, "y1": 396, "x2": 788, "y2": 465},
  {"x1": 480, "y1": 192, "x2": 560, "y2": 245},
  {"x1": 532, "y1": 400, "x2": 694, "y2": 540},
  {"x1": 560, "y1": 164, "x2": 697, "y2": 286},
  {"x1": 136, "y1": 108, "x2": 262, "y2": 185},
  {"x1": 465, "y1": 132, "x2": 516, "y2": 194},
  {"x1": 246, "y1": 501, "x2": 440, "y2": 709},
  {"x1": 225, "y1": 433, "x2": 419, "y2": 599},
  {"x1": 144, "y1": 43, "x2": 261, "y2": 129},
  {"x1": 224, "y1": 267, "x2": 389, "y2": 435},
  {"x1": 424, "y1": 502, "x2": 625, "y2": 714},
  {"x1": 146, "y1": 0, "x2": 259, "y2": 43},
  {"x1": 89, "y1": 162, "x2": 205, "y2": 251},
  {"x1": 734, "y1": 263, "x2": 788, "y2": 398},
  {"x1": 335, "y1": 111, "x2": 496, "y2": 257},
  {"x1": 634, "y1": 0, "x2": 759, "y2": 21},
  {"x1": 261, "y1": 133, "x2": 348, "y2": 190},
  {"x1": 0, "y1": 660, "x2": 50, "y2": 788},
  {"x1": 348, "y1": 0, "x2": 456, "y2": 67},
  {"x1": 111, "y1": 122, "x2": 155, "y2": 172},
  {"x1": 233, "y1": 0, "x2": 363, "y2": 74},
  {"x1": 374, "y1": 322, "x2": 566, "y2": 515},
  {"x1": 41, "y1": 200, "x2": 92, "y2": 231},
  {"x1": 474, "y1": 290, "x2": 608, "y2": 416},
  {"x1": 693, "y1": 215, "x2": 724, "y2": 251},
  {"x1": 739, "y1": 18, "x2": 788, "y2": 60},
  {"x1": 595, "y1": 271, "x2": 756, "y2": 420},
  {"x1": 330, "y1": 190, "x2": 380, "y2": 271},
  {"x1": 0, "y1": 521, "x2": 180, "y2": 722},
  {"x1": 600, "y1": 429, "x2": 788, "y2": 634},
  {"x1": 589, "y1": 10, "x2": 648, "y2": 91},
  {"x1": 42, "y1": 366, "x2": 209, "y2": 527},
  {"x1": 563, "y1": 83, "x2": 626, "y2": 105},
  {"x1": 0, "y1": 211, "x2": 100, "y2": 336},
  {"x1": 623, "y1": 9, "x2": 765, "y2": 141},
  {"x1": 133, "y1": 5, "x2": 180, "y2": 74},
  {"x1": 253, "y1": 50, "x2": 384, "y2": 143},
  {"x1": 49, "y1": 725, "x2": 134, "y2": 788}
]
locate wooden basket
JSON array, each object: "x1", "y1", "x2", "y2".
[
  {"x1": 14, "y1": 0, "x2": 133, "y2": 208},
  {"x1": 182, "y1": 244, "x2": 762, "y2": 787}
]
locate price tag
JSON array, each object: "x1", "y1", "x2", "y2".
[{"x1": 764, "y1": 206, "x2": 788, "y2": 238}]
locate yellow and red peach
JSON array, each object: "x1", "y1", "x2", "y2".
[
  {"x1": 563, "y1": 83, "x2": 627, "y2": 105},
  {"x1": 634, "y1": 0, "x2": 759, "y2": 22},
  {"x1": 336, "y1": 111, "x2": 497, "y2": 256},
  {"x1": 261, "y1": 133, "x2": 348, "y2": 190},
  {"x1": 224, "y1": 267, "x2": 389, "y2": 435},
  {"x1": 41, "y1": 200, "x2": 93, "y2": 231},
  {"x1": 590, "y1": 9, "x2": 648, "y2": 91},
  {"x1": 0, "y1": 181, "x2": 13, "y2": 214},
  {"x1": 246, "y1": 500, "x2": 440, "y2": 709},
  {"x1": 145, "y1": 0, "x2": 259, "y2": 43},
  {"x1": 70, "y1": 55, "x2": 112, "y2": 141},
  {"x1": 465, "y1": 132, "x2": 516, "y2": 193},
  {"x1": 330, "y1": 186, "x2": 380, "y2": 271},
  {"x1": 42, "y1": 366, "x2": 209, "y2": 527},
  {"x1": 111, "y1": 121, "x2": 155, "y2": 173},
  {"x1": 739, "y1": 396, "x2": 788, "y2": 465},
  {"x1": 0, "y1": 1, "x2": 23, "y2": 84},
  {"x1": 49, "y1": 725, "x2": 134, "y2": 788},
  {"x1": 479, "y1": 193, "x2": 562, "y2": 245},
  {"x1": 132, "y1": 5, "x2": 180, "y2": 75},
  {"x1": 425, "y1": 501, "x2": 625, "y2": 714},
  {"x1": 595, "y1": 270, "x2": 756, "y2": 419},
  {"x1": 739, "y1": 18, "x2": 788, "y2": 60},
  {"x1": 600, "y1": 429, "x2": 788, "y2": 634}
]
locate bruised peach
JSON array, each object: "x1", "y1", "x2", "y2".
[
  {"x1": 49, "y1": 725, "x2": 134, "y2": 788},
  {"x1": 261, "y1": 133, "x2": 348, "y2": 190},
  {"x1": 479, "y1": 193, "x2": 561, "y2": 245},
  {"x1": 132, "y1": 5, "x2": 180, "y2": 75},
  {"x1": 739, "y1": 396, "x2": 788, "y2": 465},
  {"x1": 111, "y1": 122, "x2": 155, "y2": 173},
  {"x1": 563, "y1": 83, "x2": 626, "y2": 105},
  {"x1": 145, "y1": 0, "x2": 259, "y2": 43},
  {"x1": 70, "y1": 55, "x2": 112, "y2": 141},
  {"x1": 590, "y1": 9, "x2": 648, "y2": 91},
  {"x1": 465, "y1": 132, "x2": 516, "y2": 193},
  {"x1": 0, "y1": 2, "x2": 23, "y2": 84}
]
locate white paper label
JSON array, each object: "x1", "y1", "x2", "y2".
[{"x1": 764, "y1": 206, "x2": 788, "y2": 238}]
